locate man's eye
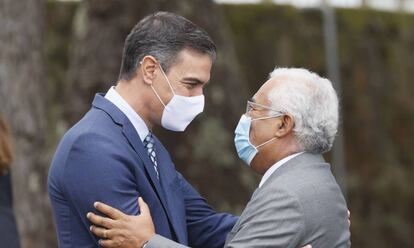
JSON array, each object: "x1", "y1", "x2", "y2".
[{"x1": 184, "y1": 83, "x2": 196, "y2": 89}]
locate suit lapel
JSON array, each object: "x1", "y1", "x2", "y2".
[
  {"x1": 121, "y1": 121, "x2": 164, "y2": 192},
  {"x1": 153, "y1": 136, "x2": 187, "y2": 244},
  {"x1": 92, "y1": 94, "x2": 174, "y2": 230}
]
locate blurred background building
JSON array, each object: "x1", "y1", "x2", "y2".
[{"x1": 0, "y1": 0, "x2": 413, "y2": 247}]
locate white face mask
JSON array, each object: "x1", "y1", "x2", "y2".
[{"x1": 151, "y1": 64, "x2": 205, "y2": 132}]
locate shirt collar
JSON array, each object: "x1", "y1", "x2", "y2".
[
  {"x1": 105, "y1": 86, "x2": 149, "y2": 141},
  {"x1": 259, "y1": 151, "x2": 305, "y2": 188}
]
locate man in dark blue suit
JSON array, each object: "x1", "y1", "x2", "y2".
[{"x1": 48, "y1": 12, "x2": 238, "y2": 248}]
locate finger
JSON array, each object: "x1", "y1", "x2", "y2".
[
  {"x1": 90, "y1": 225, "x2": 111, "y2": 239},
  {"x1": 99, "y1": 239, "x2": 118, "y2": 248},
  {"x1": 87, "y1": 212, "x2": 115, "y2": 229},
  {"x1": 138, "y1": 197, "x2": 150, "y2": 215},
  {"x1": 94, "y1": 201, "x2": 125, "y2": 220},
  {"x1": 301, "y1": 245, "x2": 312, "y2": 248}
]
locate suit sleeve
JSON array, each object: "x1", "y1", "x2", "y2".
[
  {"x1": 177, "y1": 172, "x2": 239, "y2": 248},
  {"x1": 146, "y1": 234, "x2": 189, "y2": 248},
  {"x1": 62, "y1": 133, "x2": 141, "y2": 245},
  {"x1": 225, "y1": 187, "x2": 305, "y2": 248}
]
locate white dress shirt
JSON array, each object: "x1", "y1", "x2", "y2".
[
  {"x1": 105, "y1": 86, "x2": 149, "y2": 142},
  {"x1": 259, "y1": 152, "x2": 305, "y2": 188}
]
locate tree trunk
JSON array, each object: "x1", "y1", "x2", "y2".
[{"x1": 0, "y1": 0, "x2": 55, "y2": 247}]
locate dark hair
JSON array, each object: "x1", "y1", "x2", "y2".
[
  {"x1": 0, "y1": 115, "x2": 13, "y2": 175},
  {"x1": 119, "y1": 11, "x2": 216, "y2": 81}
]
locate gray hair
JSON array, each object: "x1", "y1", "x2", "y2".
[{"x1": 268, "y1": 67, "x2": 339, "y2": 153}]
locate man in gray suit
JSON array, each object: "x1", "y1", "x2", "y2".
[{"x1": 87, "y1": 67, "x2": 350, "y2": 248}]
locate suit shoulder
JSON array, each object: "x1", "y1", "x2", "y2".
[
  {"x1": 270, "y1": 162, "x2": 340, "y2": 195},
  {"x1": 60, "y1": 108, "x2": 123, "y2": 148},
  {"x1": 268, "y1": 163, "x2": 350, "y2": 246},
  {"x1": 263, "y1": 162, "x2": 347, "y2": 218},
  {"x1": 49, "y1": 109, "x2": 125, "y2": 184}
]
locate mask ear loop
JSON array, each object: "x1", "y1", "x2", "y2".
[
  {"x1": 139, "y1": 60, "x2": 172, "y2": 108},
  {"x1": 150, "y1": 85, "x2": 166, "y2": 108},
  {"x1": 251, "y1": 113, "x2": 283, "y2": 149},
  {"x1": 158, "y1": 63, "x2": 176, "y2": 95},
  {"x1": 255, "y1": 137, "x2": 277, "y2": 149}
]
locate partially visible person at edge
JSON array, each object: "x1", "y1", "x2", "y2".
[
  {"x1": 0, "y1": 115, "x2": 21, "y2": 248},
  {"x1": 87, "y1": 68, "x2": 350, "y2": 248}
]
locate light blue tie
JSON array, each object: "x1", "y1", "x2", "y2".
[{"x1": 143, "y1": 132, "x2": 159, "y2": 179}]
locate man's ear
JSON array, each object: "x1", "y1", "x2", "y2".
[
  {"x1": 140, "y1": 55, "x2": 158, "y2": 85},
  {"x1": 274, "y1": 114, "x2": 295, "y2": 138}
]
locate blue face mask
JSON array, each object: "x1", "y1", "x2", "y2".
[{"x1": 234, "y1": 114, "x2": 281, "y2": 166}]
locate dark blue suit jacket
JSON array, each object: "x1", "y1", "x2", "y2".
[{"x1": 48, "y1": 94, "x2": 237, "y2": 248}]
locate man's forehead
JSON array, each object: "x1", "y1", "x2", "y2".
[
  {"x1": 168, "y1": 49, "x2": 212, "y2": 82},
  {"x1": 175, "y1": 48, "x2": 213, "y2": 64},
  {"x1": 253, "y1": 78, "x2": 278, "y2": 104}
]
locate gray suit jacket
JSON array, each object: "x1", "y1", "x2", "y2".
[{"x1": 146, "y1": 153, "x2": 351, "y2": 248}]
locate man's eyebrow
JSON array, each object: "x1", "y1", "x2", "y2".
[{"x1": 182, "y1": 77, "x2": 206, "y2": 85}]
